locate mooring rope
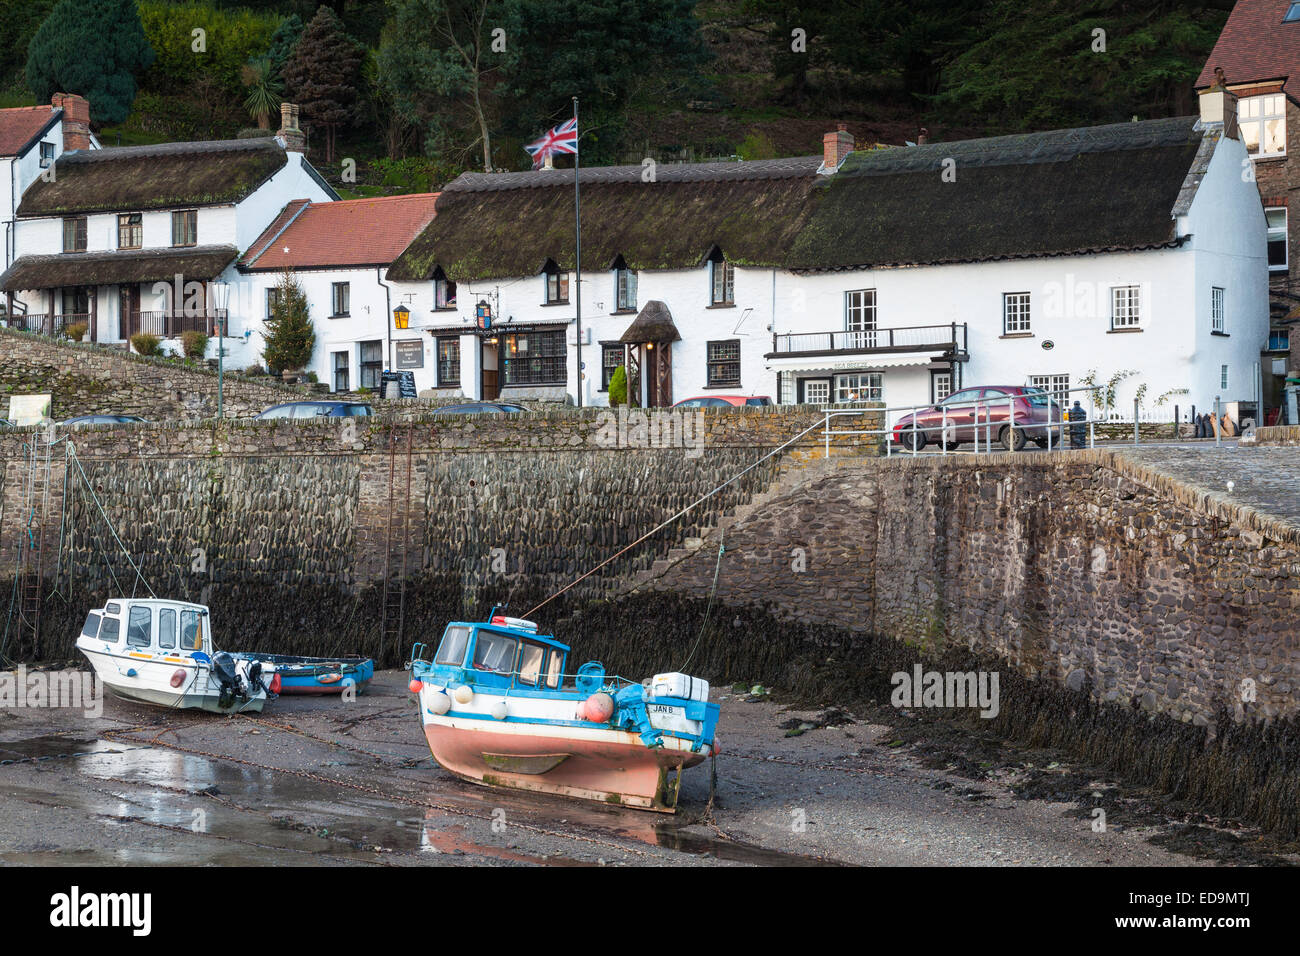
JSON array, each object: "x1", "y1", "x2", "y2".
[{"x1": 523, "y1": 414, "x2": 831, "y2": 618}]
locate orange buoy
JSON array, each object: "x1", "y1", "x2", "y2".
[
  {"x1": 578, "y1": 692, "x2": 614, "y2": 723},
  {"x1": 409, "y1": 678, "x2": 424, "y2": 694},
  {"x1": 269, "y1": 673, "x2": 282, "y2": 695}
]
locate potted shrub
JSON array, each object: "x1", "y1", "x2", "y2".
[{"x1": 64, "y1": 322, "x2": 88, "y2": 343}]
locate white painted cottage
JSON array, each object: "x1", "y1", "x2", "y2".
[
  {"x1": 0, "y1": 105, "x2": 336, "y2": 358},
  {"x1": 0, "y1": 94, "x2": 99, "y2": 276},
  {"x1": 237, "y1": 193, "x2": 438, "y2": 389},
  {"x1": 386, "y1": 99, "x2": 1267, "y2": 422}
]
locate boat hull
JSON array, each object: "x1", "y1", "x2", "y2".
[
  {"x1": 421, "y1": 713, "x2": 708, "y2": 812},
  {"x1": 241, "y1": 654, "x2": 373, "y2": 696},
  {"x1": 77, "y1": 640, "x2": 268, "y2": 714}
]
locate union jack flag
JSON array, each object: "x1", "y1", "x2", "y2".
[{"x1": 524, "y1": 117, "x2": 578, "y2": 169}]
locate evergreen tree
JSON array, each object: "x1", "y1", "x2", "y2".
[
  {"x1": 262, "y1": 270, "x2": 315, "y2": 374},
  {"x1": 267, "y1": 14, "x2": 304, "y2": 70},
  {"x1": 25, "y1": 0, "x2": 155, "y2": 126},
  {"x1": 282, "y1": 6, "x2": 363, "y2": 162}
]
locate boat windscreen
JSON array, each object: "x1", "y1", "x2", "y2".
[
  {"x1": 80, "y1": 612, "x2": 102, "y2": 639},
  {"x1": 436, "y1": 625, "x2": 471, "y2": 665},
  {"x1": 472, "y1": 630, "x2": 518, "y2": 675},
  {"x1": 180, "y1": 609, "x2": 202, "y2": 651}
]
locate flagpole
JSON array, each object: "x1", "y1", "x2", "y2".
[{"x1": 573, "y1": 96, "x2": 583, "y2": 408}]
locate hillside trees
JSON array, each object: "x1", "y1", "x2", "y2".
[
  {"x1": 25, "y1": 0, "x2": 155, "y2": 125},
  {"x1": 282, "y1": 5, "x2": 363, "y2": 162}
]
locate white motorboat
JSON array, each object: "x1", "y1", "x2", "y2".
[{"x1": 75, "y1": 598, "x2": 276, "y2": 713}]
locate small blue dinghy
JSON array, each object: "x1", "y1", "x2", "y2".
[{"x1": 245, "y1": 654, "x2": 374, "y2": 696}]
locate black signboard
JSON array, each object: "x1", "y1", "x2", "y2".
[{"x1": 380, "y1": 370, "x2": 417, "y2": 398}]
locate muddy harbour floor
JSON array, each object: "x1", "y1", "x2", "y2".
[{"x1": 0, "y1": 670, "x2": 1295, "y2": 867}]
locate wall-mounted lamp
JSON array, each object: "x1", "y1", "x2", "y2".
[{"x1": 393, "y1": 304, "x2": 410, "y2": 329}]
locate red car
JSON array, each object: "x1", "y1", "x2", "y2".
[
  {"x1": 892, "y1": 385, "x2": 1063, "y2": 452},
  {"x1": 672, "y1": 395, "x2": 772, "y2": 408}
]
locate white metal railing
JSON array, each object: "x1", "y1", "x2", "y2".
[{"x1": 819, "y1": 385, "x2": 1111, "y2": 458}]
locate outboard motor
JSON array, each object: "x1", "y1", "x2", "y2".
[
  {"x1": 246, "y1": 659, "x2": 265, "y2": 695},
  {"x1": 210, "y1": 652, "x2": 242, "y2": 709}
]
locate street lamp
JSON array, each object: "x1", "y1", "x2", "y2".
[
  {"x1": 393, "y1": 303, "x2": 410, "y2": 329},
  {"x1": 212, "y1": 279, "x2": 230, "y2": 420}
]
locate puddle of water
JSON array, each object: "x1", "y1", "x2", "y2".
[{"x1": 0, "y1": 735, "x2": 124, "y2": 761}]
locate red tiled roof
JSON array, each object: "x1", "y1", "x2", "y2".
[
  {"x1": 0, "y1": 106, "x2": 56, "y2": 158},
  {"x1": 1196, "y1": 0, "x2": 1300, "y2": 89},
  {"x1": 241, "y1": 193, "x2": 439, "y2": 270}
]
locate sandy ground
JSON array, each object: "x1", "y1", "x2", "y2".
[{"x1": 0, "y1": 670, "x2": 1288, "y2": 867}]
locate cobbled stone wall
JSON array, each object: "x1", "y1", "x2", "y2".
[
  {"x1": 0, "y1": 327, "x2": 316, "y2": 420},
  {"x1": 651, "y1": 449, "x2": 1300, "y2": 727}
]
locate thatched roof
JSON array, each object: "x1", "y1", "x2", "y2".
[
  {"x1": 619, "y1": 300, "x2": 680, "y2": 343},
  {"x1": 17, "y1": 139, "x2": 290, "y2": 217},
  {"x1": 787, "y1": 116, "x2": 1207, "y2": 271},
  {"x1": 388, "y1": 157, "x2": 823, "y2": 281},
  {"x1": 0, "y1": 245, "x2": 239, "y2": 291},
  {"x1": 389, "y1": 117, "x2": 1210, "y2": 282}
]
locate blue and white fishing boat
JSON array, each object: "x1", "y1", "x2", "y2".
[{"x1": 408, "y1": 612, "x2": 719, "y2": 812}]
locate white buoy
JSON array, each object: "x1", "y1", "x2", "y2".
[
  {"x1": 490, "y1": 700, "x2": 508, "y2": 720},
  {"x1": 428, "y1": 691, "x2": 452, "y2": 715},
  {"x1": 453, "y1": 684, "x2": 474, "y2": 704}
]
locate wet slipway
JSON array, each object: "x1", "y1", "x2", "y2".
[{"x1": 0, "y1": 670, "x2": 1285, "y2": 867}]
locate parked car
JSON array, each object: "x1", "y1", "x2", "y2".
[
  {"x1": 672, "y1": 395, "x2": 772, "y2": 408},
  {"x1": 431, "y1": 402, "x2": 528, "y2": 415},
  {"x1": 891, "y1": 386, "x2": 1062, "y2": 452},
  {"x1": 257, "y1": 401, "x2": 373, "y2": 419},
  {"x1": 58, "y1": 415, "x2": 150, "y2": 427}
]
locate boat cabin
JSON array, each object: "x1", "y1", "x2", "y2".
[
  {"x1": 80, "y1": 598, "x2": 212, "y2": 658},
  {"x1": 427, "y1": 616, "x2": 569, "y2": 691}
]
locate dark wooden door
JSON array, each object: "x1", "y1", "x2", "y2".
[
  {"x1": 645, "y1": 342, "x2": 673, "y2": 407},
  {"x1": 119, "y1": 285, "x2": 140, "y2": 339}
]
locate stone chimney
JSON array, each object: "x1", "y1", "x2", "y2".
[
  {"x1": 1198, "y1": 72, "x2": 1239, "y2": 140},
  {"x1": 50, "y1": 93, "x2": 90, "y2": 152},
  {"x1": 277, "y1": 102, "x2": 306, "y2": 153},
  {"x1": 822, "y1": 123, "x2": 854, "y2": 171}
]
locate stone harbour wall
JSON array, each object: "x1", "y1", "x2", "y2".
[
  {"x1": 0, "y1": 406, "x2": 875, "y2": 662},
  {"x1": 650, "y1": 450, "x2": 1300, "y2": 727}
]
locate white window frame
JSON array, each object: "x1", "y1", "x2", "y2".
[
  {"x1": 803, "y1": 379, "x2": 831, "y2": 405},
  {"x1": 1211, "y1": 286, "x2": 1225, "y2": 333},
  {"x1": 1111, "y1": 285, "x2": 1141, "y2": 329},
  {"x1": 1003, "y1": 292, "x2": 1031, "y2": 334},
  {"x1": 845, "y1": 289, "x2": 877, "y2": 348},
  {"x1": 833, "y1": 372, "x2": 882, "y2": 404},
  {"x1": 1028, "y1": 374, "x2": 1070, "y2": 401},
  {"x1": 931, "y1": 371, "x2": 953, "y2": 403},
  {"x1": 434, "y1": 276, "x2": 456, "y2": 309},
  {"x1": 1240, "y1": 94, "x2": 1286, "y2": 159},
  {"x1": 1221, "y1": 364, "x2": 1230, "y2": 390},
  {"x1": 1267, "y1": 207, "x2": 1288, "y2": 272},
  {"x1": 615, "y1": 267, "x2": 637, "y2": 311}
]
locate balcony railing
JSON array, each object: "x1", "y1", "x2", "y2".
[
  {"x1": 2, "y1": 312, "x2": 91, "y2": 336},
  {"x1": 771, "y1": 322, "x2": 968, "y2": 358},
  {"x1": 125, "y1": 310, "x2": 227, "y2": 338}
]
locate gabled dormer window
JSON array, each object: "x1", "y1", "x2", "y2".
[
  {"x1": 543, "y1": 261, "x2": 569, "y2": 304},
  {"x1": 613, "y1": 257, "x2": 637, "y2": 311},
  {"x1": 434, "y1": 268, "x2": 457, "y2": 309},
  {"x1": 709, "y1": 253, "x2": 734, "y2": 306}
]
